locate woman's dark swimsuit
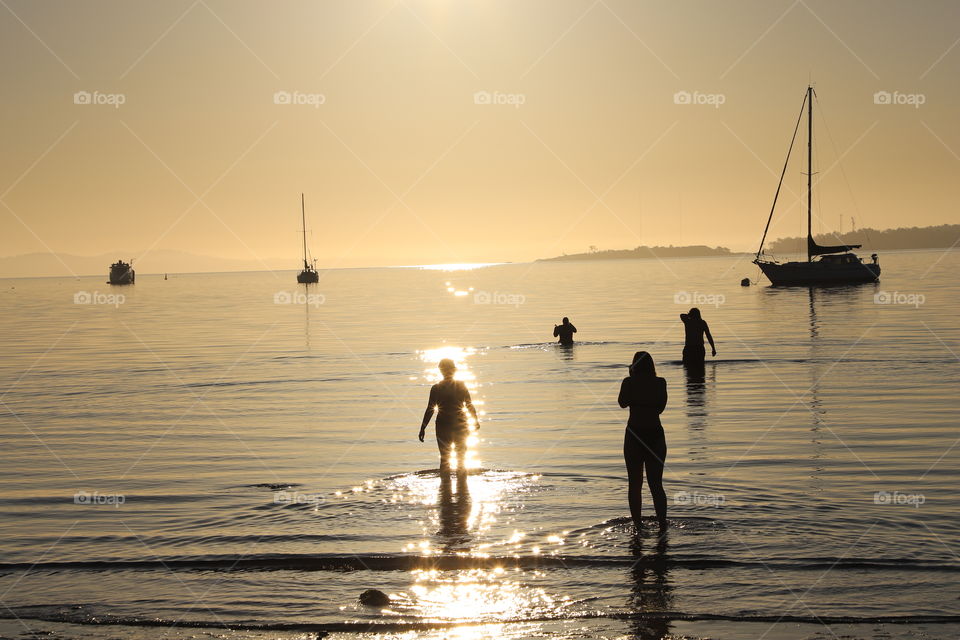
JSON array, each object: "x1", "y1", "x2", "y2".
[
  {"x1": 428, "y1": 380, "x2": 474, "y2": 457},
  {"x1": 619, "y1": 375, "x2": 668, "y2": 468}
]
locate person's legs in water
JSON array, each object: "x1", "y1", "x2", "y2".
[
  {"x1": 623, "y1": 432, "x2": 646, "y2": 532},
  {"x1": 645, "y1": 434, "x2": 668, "y2": 531},
  {"x1": 436, "y1": 426, "x2": 454, "y2": 472}
]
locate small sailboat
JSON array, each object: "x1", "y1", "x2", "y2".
[
  {"x1": 754, "y1": 86, "x2": 880, "y2": 286},
  {"x1": 296, "y1": 193, "x2": 319, "y2": 284},
  {"x1": 107, "y1": 259, "x2": 135, "y2": 285}
]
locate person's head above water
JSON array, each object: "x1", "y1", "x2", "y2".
[
  {"x1": 688, "y1": 307, "x2": 702, "y2": 320},
  {"x1": 438, "y1": 358, "x2": 457, "y2": 379},
  {"x1": 562, "y1": 317, "x2": 570, "y2": 324},
  {"x1": 629, "y1": 351, "x2": 657, "y2": 377}
]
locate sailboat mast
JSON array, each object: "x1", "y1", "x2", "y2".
[
  {"x1": 301, "y1": 193, "x2": 308, "y2": 269},
  {"x1": 806, "y1": 86, "x2": 813, "y2": 262}
]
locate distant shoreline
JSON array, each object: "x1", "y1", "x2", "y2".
[{"x1": 540, "y1": 224, "x2": 960, "y2": 263}]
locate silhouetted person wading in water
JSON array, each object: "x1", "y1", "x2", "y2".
[
  {"x1": 553, "y1": 317, "x2": 577, "y2": 346},
  {"x1": 419, "y1": 359, "x2": 479, "y2": 472},
  {"x1": 680, "y1": 307, "x2": 715, "y2": 365},
  {"x1": 618, "y1": 351, "x2": 668, "y2": 532}
]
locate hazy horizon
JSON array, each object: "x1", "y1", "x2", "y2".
[{"x1": 3, "y1": 0, "x2": 959, "y2": 271}]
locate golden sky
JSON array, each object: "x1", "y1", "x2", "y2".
[{"x1": 2, "y1": 0, "x2": 959, "y2": 270}]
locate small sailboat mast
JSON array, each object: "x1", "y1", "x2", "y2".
[
  {"x1": 301, "y1": 193, "x2": 309, "y2": 270},
  {"x1": 806, "y1": 85, "x2": 813, "y2": 262}
]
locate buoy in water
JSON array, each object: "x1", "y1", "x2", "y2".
[{"x1": 740, "y1": 278, "x2": 751, "y2": 287}]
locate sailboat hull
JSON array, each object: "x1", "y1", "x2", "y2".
[
  {"x1": 296, "y1": 270, "x2": 319, "y2": 284},
  {"x1": 756, "y1": 260, "x2": 879, "y2": 286}
]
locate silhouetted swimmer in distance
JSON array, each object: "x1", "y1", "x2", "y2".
[
  {"x1": 680, "y1": 307, "x2": 716, "y2": 365},
  {"x1": 553, "y1": 317, "x2": 577, "y2": 346},
  {"x1": 618, "y1": 351, "x2": 668, "y2": 532},
  {"x1": 419, "y1": 358, "x2": 479, "y2": 472}
]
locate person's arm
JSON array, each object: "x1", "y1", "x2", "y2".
[
  {"x1": 656, "y1": 377, "x2": 668, "y2": 414},
  {"x1": 704, "y1": 322, "x2": 716, "y2": 356},
  {"x1": 618, "y1": 378, "x2": 631, "y2": 408},
  {"x1": 553, "y1": 325, "x2": 560, "y2": 337},
  {"x1": 419, "y1": 386, "x2": 437, "y2": 442},
  {"x1": 462, "y1": 384, "x2": 480, "y2": 431},
  {"x1": 680, "y1": 313, "x2": 688, "y2": 322},
  {"x1": 570, "y1": 324, "x2": 577, "y2": 333}
]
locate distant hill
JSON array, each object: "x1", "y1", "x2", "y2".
[
  {"x1": 539, "y1": 245, "x2": 741, "y2": 262},
  {"x1": 767, "y1": 224, "x2": 960, "y2": 254}
]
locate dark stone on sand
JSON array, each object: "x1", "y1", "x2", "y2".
[{"x1": 359, "y1": 589, "x2": 391, "y2": 607}]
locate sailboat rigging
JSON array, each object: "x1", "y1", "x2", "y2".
[
  {"x1": 296, "y1": 193, "x2": 319, "y2": 284},
  {"x1": 754, "y1": 86, "x2": 880, "y2": 286}
]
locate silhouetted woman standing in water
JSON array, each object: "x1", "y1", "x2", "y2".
[
  {"x1": 419, "y1": 359, "x2": 479, "y2": 472},
  {"x1": 680, "y1": 307, "x2": 716, "y2": 366},
  {"x1": 618, "y1": 351, "x2": 668, "y2": 532}
]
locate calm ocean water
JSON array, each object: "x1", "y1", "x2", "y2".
[{"x1": 1, "y1": 250, "x2": 958, "y2": 640}]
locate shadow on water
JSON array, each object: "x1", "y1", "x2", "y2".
[{"x1": 627, "y1": 532, "x2": 673, "y2": 640}]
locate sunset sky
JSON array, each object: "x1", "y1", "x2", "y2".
[{"x1": 2, "y1": 0, "x2": 959, "y2": 271}]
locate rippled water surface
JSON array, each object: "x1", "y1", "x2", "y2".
[{"x1": 1, "y1": 251, "x2": 958, "y2": 639}]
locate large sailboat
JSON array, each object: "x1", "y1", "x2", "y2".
[
  {"x1": 296, "y1": 193, "x2": 319, "y2": 284},
  {"x1": 754, "y1": 86, "x2": 880, "y2": 286}
]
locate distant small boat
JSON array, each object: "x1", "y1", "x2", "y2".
[
  {"x1": 296, "y1": 193, "x2": 319, "y2": 284},
  {"x1": 754, "y1": 86, "x2": 880, "y2": 286},
  {"x1": 108, "y1": 259, "x2": 135, "y2": 285}
]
